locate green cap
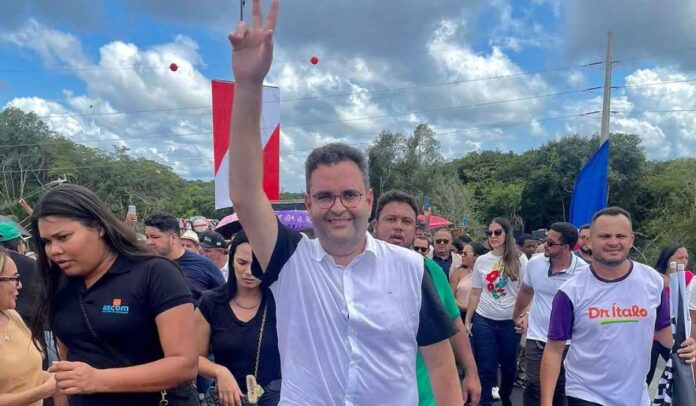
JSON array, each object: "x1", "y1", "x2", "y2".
[{"x1": 0, "y1": 222, "x2": 21, "y2": 242}]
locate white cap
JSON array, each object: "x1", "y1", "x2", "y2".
[{"x1": 180, "y1": 229, "x2": 200, "y2": 244}]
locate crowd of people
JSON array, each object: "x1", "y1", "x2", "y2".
[{"x1": 2, "y1": 1, "x2": 696, "y2": 405}]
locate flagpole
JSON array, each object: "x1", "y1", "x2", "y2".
[{"x1": 599, "y1": 32, "x2": 613, "y2": 145}]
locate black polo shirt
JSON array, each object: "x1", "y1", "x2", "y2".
[
  {"x1": 432, "y1": 254, "x2": 453, "y2": 279},
  {"x1": 51, "y1": 255, "x2": 192, "y2": 406}
]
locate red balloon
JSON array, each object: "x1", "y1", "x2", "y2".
[
  {"x1": 169, "y1": 63, "x2": 178, "y2": 72},
  {"x1": 310, "y1": 56, "x2": 319, "y2": 65}
]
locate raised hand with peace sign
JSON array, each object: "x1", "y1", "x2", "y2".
[{"x1": 228, "y1": 0, "x2": 279, "y2": 87}]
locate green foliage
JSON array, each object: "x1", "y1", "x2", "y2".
[
  {"x1": 637, "y1": 158, "x2": 696, "y2": 263},
  {"x1": 3, "y1": 107, "x2": 695, "y2": 262},
  {"x1": 0, "y1": 107, "x2": 218, "y2": 221}
]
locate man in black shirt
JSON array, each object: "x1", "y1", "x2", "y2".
[{"x1": 431, "y1": 229, "x2": 461, "y2": 279}]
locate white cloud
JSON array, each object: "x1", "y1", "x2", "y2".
[{"x1": 2, "y1": 19, "x2": 214, "y2": 179}]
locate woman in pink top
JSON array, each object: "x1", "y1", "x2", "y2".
[{"x1": 450, "y1": 242, "x2": 489, "y2": 322}]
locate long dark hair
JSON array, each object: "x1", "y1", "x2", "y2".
[
  {"x1": 466, "y1": 241, "x2": 489, "y2": 257},
  {"x1": 28, "y1": 184, "x2": 151, "y2": 351},
  {"x1": 491, "y1": 217, "x2": 521, "y2": 281},
  {"x1": 224, "y1": 229, "x2": 270, "y2": 300},
  {"x1": 655, "y1": 243, "x2": 686, "y2": 274}
]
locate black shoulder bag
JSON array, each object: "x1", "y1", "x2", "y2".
[{"x1": 78, "y1": 294, "x2": 199, "y2": 406}]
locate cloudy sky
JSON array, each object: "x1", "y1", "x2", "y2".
[{"x1": 2, "y1": 0, "x2": 696, "y2": 193}]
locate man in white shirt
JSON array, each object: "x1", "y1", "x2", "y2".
[
  {"x1": 513, "y1": 222, "x2": 589, "y2": 405},
  {"x1": 225, "y1": 1, "x2": 461, "y2": 404},
  {"x1": 540, "y1": 207, "x2": 696, "y2": 406}
]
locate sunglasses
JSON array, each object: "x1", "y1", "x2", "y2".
[
  {"x1": 413, "y1": 246, "x2": 429, "y2": 253},
  {"x1": 545, "y1": 240, "x2": 567, "y2": 247},
  {"x1": 485, "y1": 229, "x2": 504, "y2": 237},
  {"x1": 435, "y1": 239, "x2": 450, "y2": 244}
]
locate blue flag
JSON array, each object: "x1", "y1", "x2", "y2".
[{"x1": 569, "y1": 141, "x2": 609, "y2": 227}]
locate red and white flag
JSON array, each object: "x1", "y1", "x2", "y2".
[{"x1": 212, "y1": 80, "x2": 280, "y2": 209}]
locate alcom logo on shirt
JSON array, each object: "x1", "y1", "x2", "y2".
[
  {"x1": 588, "y1": 303, "x2": 649, "y2": 325},
  {"x1": 102, "y1": 298, "x2": 130, "y2": 314}
]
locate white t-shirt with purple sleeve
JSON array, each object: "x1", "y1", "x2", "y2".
[{"x1": 547, "y1": 261, "x2": 669, "y2": 406}]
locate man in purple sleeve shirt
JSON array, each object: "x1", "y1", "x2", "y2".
[{"x1": 540, "y1": 207, "x2": 696, "y2": 406}]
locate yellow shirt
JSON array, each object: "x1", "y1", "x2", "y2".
[{"x1": 0, "y1": 310, "x2": 43, "y2": 406}]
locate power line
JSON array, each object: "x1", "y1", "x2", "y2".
[
  {"x1": 33, "y1": 86, "x2": 598, "y2": 124},
  {"x1": 0, "y1": 112, "x2": 598, "y2": 173},
  {"x1": 26, "y1": 73, "x2": 696, "y2": 123}
]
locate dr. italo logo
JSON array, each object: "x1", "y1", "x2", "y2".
[
  {"x1": 588, "y1": 303, "x2": 649, "y2": 325},
  {"x1": 102, "y1": 298, "x2": 129, "y2": 314}
]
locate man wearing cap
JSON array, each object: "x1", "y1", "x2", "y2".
[
  {"x1": 199, "y1": 230, "x2": 230, "y2": 281},
  {"x1": 0, "y1": 221, "x2": 39, "y2": 323},
  {"x1": 180, "y1": 229, "x2": 201, "y2": 254}
]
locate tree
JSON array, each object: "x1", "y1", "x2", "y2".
[{"x1": 0, "y1": 108, "x2": 56, "y2": 216}]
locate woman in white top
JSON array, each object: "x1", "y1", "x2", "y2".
[
  {"x1": 465, "y1": 218, "x2": 528, "y2": 406},
  {"x1": 0, "y1": 248, "x2": 57, "y2": 406},
  {"x1": 450, "y1": 242, "x2": 489, "y2": 323}
]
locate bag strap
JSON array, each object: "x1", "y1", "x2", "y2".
[
  {"x1": 253, "y1": 302, "x2": 268, "y2": 378},
  {"x1": 79, "y1": 293, "x2": 173, "y2": 406},
  {"x1": 78, "y1": 293, "x2": 132, "y2": 367}
]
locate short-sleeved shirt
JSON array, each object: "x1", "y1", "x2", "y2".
[
  {"x1": 522, "y1": 254, "x2": 589, "y2": 342},
  {"x1": 175, "y1": 250, "x2": 225, "y2": 302},
  {"x1": 252, "y1": 222, "x2": 457, "y2": 406},
  {"x1": 547, "y1": 261, "x2": 669, "y2": 406},
  {"x1": 198, "y1": 286, "x2": 281, "y2": 392},
  {"x1": 52, "y1": 255, "x2": 193, "y2": 406},
  {"x1": 471, "y1": 252, "x2": 528, "y2": 320},
  {"x1": 417, "y1": 258, "x2": 461, "y2": 406}
]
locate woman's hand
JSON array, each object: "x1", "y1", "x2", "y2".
[
  {"x1": 49, "y1": 361, "x2": 104, "y2": 395},
  {"x1": 215, "y1": 366, "x2": 245, "y2": 406},
  {"x1": 39, "y1": 372, "x2": 58, "y2": 398}
]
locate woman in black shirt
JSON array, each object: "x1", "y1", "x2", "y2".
[
  {"x1": 27, "y1": 185, "x2": 197, "y2": 406},
  {"x1": 196, "y1": 230, "x2": 281, "y2": 406}
]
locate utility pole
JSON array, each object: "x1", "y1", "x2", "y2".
[{"x1": 599, "y1": 32, "x2": 613, "y2": 145}]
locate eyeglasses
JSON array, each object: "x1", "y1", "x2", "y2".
[
  {"x1": 545, "y1": 240, "x2": 567, "y2": 247},
  {"x1": 413, "y1": 246, "x2": 429, "y2": 253},
  {"x1": 486, "y1": 229, "x2": 504, "y2": 237},
  {"x1": 0, "y1": 275, "x2": 20, "y2": 287},
  {"x1": 311, "y1": 190, "x2": 364, "y2": 209},
  {"x1": 435, "y1": 239, "x2": 450, "y2": 244}
]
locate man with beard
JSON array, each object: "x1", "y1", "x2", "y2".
[
  {"x1": 574, "y1": 225, "x2": 592, "y2": 263},
  {"x1": 373, "y1": 190, "x2": 481, "y2": 406},
  {"x1": 513, "y1": 222, "x2": 589, "y2": 405},
  {"x1": 144, "y1": 213, "x2": 224, "y2": 302},
  {"x1": 540, "y1": 207, "x2": 696, "y2": 406},
  {"x1": 225, "y1": 1, "x2": 461, "y2": 404}
]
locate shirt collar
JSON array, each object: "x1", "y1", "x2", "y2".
[
  {"x1": 310, "y1": 232, "x2": 378, "y2": 263},
  {"x1": 547, "y1": 253, "x2": 579, "y2": 277}
]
